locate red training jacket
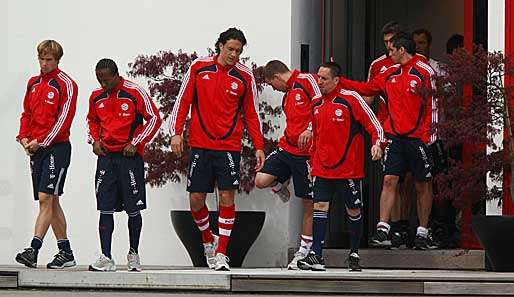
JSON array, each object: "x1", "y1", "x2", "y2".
[
  {"x1": 367, "y1": 54, "x2": 394, "y2": 125},
  {"x1": 310, "y1": 85, "x2": 387, "y2": 179},
  {"x1": 87, "y1": 77, "x2": 162, "y2": 157},
  {"x1": 170, "y1": 56, "x2": 264, "y2": 151},
  {"x1": 17, "y1": 68, "x2": 77, "y2": 147},
  {"x1": 340, "y1": 54, "x2": 437, "y2": 144},
  {"x1": 278, "y1": 70, "x2": 322, "y2": 156}
]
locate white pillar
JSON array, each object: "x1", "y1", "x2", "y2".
[{"x1": 486, "y1": 0, "x2": 505, "y2": 215}]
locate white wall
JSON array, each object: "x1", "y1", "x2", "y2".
[{"x1": 2, "y1": 0, "x2": 291, "y2": 267}]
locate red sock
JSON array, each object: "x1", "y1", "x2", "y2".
[
  {"x1": 216, "y1": 204, "x2": 235, "y2": 255},
  {"x1": 191, "y1": 205, "x2": 213, "y2": 244}
]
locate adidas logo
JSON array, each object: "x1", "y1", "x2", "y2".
[
  {"x1": 136, "y1": 200, "x2": 144, "y2": 206},
  {"x1": 354, "y1": 199, "x2": 361, "y2": 204},
  {"x1": 202, "y1": 74, "x2": 210, "y2": 80},
  {"x1": 380, "y1": 66, "x2": 387, "y2": 72},
  {"x1": 47, "y1": 184, "x2": 55, "y2": 189},
  {"x1": 426, "y1": 172, "x2": 432, "y2": 178},
  {"x1": 99, "y1": 102, "x2": 105, "y2": 108},
  {"x1": 233, "y1": 180, "x2": 239, "y2": 185}
]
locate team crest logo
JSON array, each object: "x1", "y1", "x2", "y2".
[
  {"x1": 231, "y1": 82, "x2": 238, "y2": 90},
  {"x1": 121, "y1": 103, "x2": 129, "y2": 111},
  {"x1": 295, "y1": 94, "x2": 301, "y2": 101},
  {"x1": 47, "y1": 92, "x2": 54, "y2": 99},
  {"x1": 410, "y1": 80, "x2": 418, "y2": 88},
  {"x1": 335, "y1": 109, "x2": 342, "y2": 117}
]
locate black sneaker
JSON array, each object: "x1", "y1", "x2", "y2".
[
  {"x1": 15, "y1": 247, "x2": 38, "y2": 268},
  {"x1": 414, "y1": 234, "x2": 438, "y2": 250},
  {"x1": 369, "y1": 229, "x2": 391, "y2": 248},
  {"x1": 297, "y1": 251, "x2": 326, "y2": 271},
  {"x1": 348, "y1": 253, "x2": 361, "y2": 272},
  {"x1": 47, "y1": 250, "x2": 76, "y2": 269},
  {"x1": 390, "y1": 231, "x2": 408, "y2": 249}
]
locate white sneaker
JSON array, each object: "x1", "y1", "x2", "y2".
[
  {"x1": 88, "y1": 254, "x2": 116, "y2": 272},
  {"x1": 271, "y1": 179, "x2": 290, "y2": 203},
  {"x1": 127, "y1": 249, "x2": 142, "y2": 272},
  {"x1": 204, "y1": 235, "x2": 219, "y2": 269},
  {"x1": 287, "y1": 251, "x2": 306, "y2": 270},
  {"x1": 214, "y1": 253, "x2": 230, "y2": 271}
]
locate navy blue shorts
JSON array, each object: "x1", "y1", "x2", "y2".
[
  {"x1": 30, "y1": 141, "x2": 71, "y2": 200},
  {"x1": 186, "y1": 148, "x2": 241, "y2": 193},
  {"x1": 313, "y1": 177, "x2": 363, "y2": 209},
  {"x1": 95, "y1": 153, "x2": 146, "y2": 213},
  {"x1": 383, "y1": 134, "x2": 433, "y2": 182},
  {"x1": 260, "y1": 148, "x2": 312, "y2": 199}
]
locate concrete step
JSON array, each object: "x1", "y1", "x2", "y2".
[
  {"x1": 231, "y1": 269, "x2": 514, "y2": 295},
  {"x1": 0, "y1": 271, "x2": 17, "y2": 288},
  {"x1": 289, "y1": 248, "x2": 485, "y2": 270},
  {"x1": 3, "y1": 266, "x2": 514, "y2": 295}
]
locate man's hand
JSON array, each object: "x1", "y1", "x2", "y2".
[
  {"x1": 26, "y1": 139, "x2": 40, "y2": 155},
  {"x1": 170, "y1": 135, "x2": 184, "y2": 157},
  {"x1": 371, "y1": 144, "x2": 383, "y2": 161},
  {"x1": 123, "y1": 143, "x2": 137, "y2": 157},
  {"x1": 93, "y1": 140, "x2": 107, "y2": 156},
  {"x1": 19, "y1": 138, "x2": 33, "y2": 156},
  {"x1": 298, "y1": 129, "x2": 312, "y2": 150},
  {"x1": 255, "y1": 149, "x2": 265, "y2": 171}
]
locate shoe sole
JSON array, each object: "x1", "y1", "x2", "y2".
[
  {"x1": 413, "y1": 246, "x2": 438, "y2": 250},
  {"x1": 214, "y1": 266, "x2": 230, "y2": 271},
  {"x1": 128, "y1": 268, "x2": 142, "y2": 272},
  {"x1": 88, "y1": 265, "x2": 116, "y2": 272},
  {"x1": 349, "y1": 268, "x2": 362, "y2": 272},
  {"x1": 47, "y1": 260, "x2": 76, "y2": 269},
  {"x1": 370, "y1": 240, "x2": 391, "y2": 247},
  {"x1": 297, "y1": 262, "x2": 325, "y2": 271},
  {"x1": 389, "y1": 244, "x2": 406, "y2": 250},
  {"x1": 16, "y1": 255, "x2": 36, "y2": 268}
]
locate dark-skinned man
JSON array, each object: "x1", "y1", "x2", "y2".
[{"x1": 86, "y1": 58, "x2": 161, "y2": 271}]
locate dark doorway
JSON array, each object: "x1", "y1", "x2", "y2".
[{"x1": 321, "y1": 0, "x2": 485, "y2": 248}]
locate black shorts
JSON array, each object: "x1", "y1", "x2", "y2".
[
  {"x1": 260, "y1": 148, "x2": 312, "y2": 199},
  {"x1": 186, "y1": 148, "x2": 241, "y2": 193},
  {"x1": 30, "y1": 141, "x2": 71, "y2": 200},
  {"x1": 313, "y1": 177, "x2": 363, "y2": 209},
  {"x1": 383, "y1": 134, "x2": 433, "y2": 182},
  {"x1": 95, "y1": 153, "x2": 146, "y2": 213}
]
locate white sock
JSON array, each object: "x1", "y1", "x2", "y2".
[
  {"x1": 377, "y1": 221, "x2": 390, "y2": 234},
  {"x1": 417, "y1": 226, "x2": 428, "y2": 238},
  {"x1": 299, "y1": 234, "x2": 313, "y2": 256},
  {"x1": 271, "y1": 182, "x2": 283, "y2": 192}
]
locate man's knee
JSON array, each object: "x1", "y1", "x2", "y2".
[
  {"x1": 314, "y1": 201, "x2": 329, "y2": 212},
  {"x1": 254, "y1": 173, "x2": 276, "y2": 189},
  {"x1": 416, "y1": 181, "x2": 432, "y2": 195},
  {"x1": 218, "y1": 190, "x2": 235, "y2": 206},
  {"x1": 189, "y1": 192, "x2": 207, "y2": 210},
  {"x1": 383, "y1": 175, "x2": 399, "y2": 191},
  {"x1": 38, "y1": 192, "x2": 56, "y2": 206},
  {"x1": 346, "y1": 207, "x2": 361, "y2": 217}
]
